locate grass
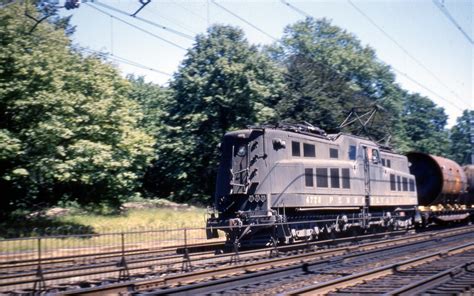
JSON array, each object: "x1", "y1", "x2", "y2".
[
  {"x1": 0, "y1": 206, "x2": 223, "y2": 254},
  {"x1": 57, "y1": 207, "x2": 209, "y2": 233}
]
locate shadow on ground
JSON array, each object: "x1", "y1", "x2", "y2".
[{"x1": 0, "y1": 215, "x2": 95, "y2": 238}]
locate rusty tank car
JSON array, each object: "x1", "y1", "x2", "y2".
[
  {"x1": 406, "y1": 152, "x2": 468, "y2": 205},
  {"x1": 406, "y1": 152, "x2": 473, "y2": 225}
]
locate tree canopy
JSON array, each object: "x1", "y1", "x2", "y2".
[
  {"x1": 449, "y1": 110, "x2": 473, "y2": 165},
  {"x1": 148, "y1": 25, "x2": 285, "y2": 202},
  {"x1": 0, "y1": 4, "x2": 468, "y2": 212},
  {"x1": 272, "y1": 18, "x2": 404, "y2": 141},
  {"x1": 397, "y1": 93, "x2": 450, "y2": 155},
  {"x1": 0, "y1": 4, "x2": 154, "y2": 213}
]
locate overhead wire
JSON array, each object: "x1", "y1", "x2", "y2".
[
  {"x1": 6, "y1": 2, "x2": 173, "y2": 80},
  {"x1": 432, "y1": 0, "x2": 473, "y2": 45},
  {"x1": 347, "y1": 0, "x2": 469, "y2": 106},
  {"x1": 389, "y1": 64, "x2": 463, "y2": 111},
  {"x1": 142, "y1": 2, "x2": 199, "y2": 35},
  {"x1": 85, "y1": 3, "x2": 187, "y2": 51},
  {"x1": 280, "y1": 0, "x2": 311, "y2": 18},
  {"x1": 172, "y1": 1, "x2": 208, "y2": 23},
  {"x1": 211, "y1": 0, "x2": 278, "y2": 41},
  {"x1": 3, "y1": 25, "x2": 173, "y2": 78},
  {"x1": 281, "y1": 0, "x2": 465, "y2": 111},
  {"x1": 93, "y1": 1, "x2": 194, "y2": 41},
  {"x1": 82, "y1": 48, "x2": 173, "y2": 77},
  {"x1": 210, "y1": 1, "x2": 352, "y2": 84},
  {"x1": 210, "y1": 0, "x2": 395, "y2": 127},
  {"x1": 212, "y1": 0, "x2": 400, "y2": 106}
]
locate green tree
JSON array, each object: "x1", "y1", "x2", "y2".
[
  {"x1": 0, "y1": 4, "x2": 155, "y2": 214},
  {"x1": 127, "y1": 75, "x2": 172, "y2": 136},
  {"x1": 398, "y1": 93, "x2": 450, "y2": 155},
  {"x1": 271, "y1": 18, "x2": 404, "y2": 140},
  {"x1": 151, "y1": 25, "x2": 285, "y2": 202},
  {"x1": 127, "y1": 75, "x2": 175, "y2": 196},
  {"x1": 449, "y1": 110, "x2": 473, "y2": 165}
]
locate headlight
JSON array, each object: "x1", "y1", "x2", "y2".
[{"x1": 237, "y1": 145, "x2": 247, "y2": 157}]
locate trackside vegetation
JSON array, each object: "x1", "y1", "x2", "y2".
[{"x1": 0, "y1": 3, "x2": 471, "y2": 222}]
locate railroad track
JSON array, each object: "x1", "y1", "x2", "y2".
[
  {"x1": 0, "y1": 241, "x2": 224, "y2": 293},
  {"x1": 0, "y1": 229, "x2": 410, "y2": 294},
  {"x1": 50, "y1": 225, "x2": 474, "y2": 295},
  {"x1": 289, "y1": 242, "x2": 474, "y2": 295},
  {"x1": 0, "y1": 241, "x2": 224, "y2": 275}
]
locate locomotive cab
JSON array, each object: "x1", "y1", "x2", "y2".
[{"x1": 212, "y1": 128, "x2": 274, "y2": 225}]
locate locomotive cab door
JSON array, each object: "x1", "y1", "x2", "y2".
[
  {"x1": 230, "y1": 140, "x2": 250, "y2": 194},
  {"x1": 362, "y1": 146, "x2": 371, "y2": 209},
  {"x1": 362, "y1": 145, "x2": 383, "y2": 207},
  {"x1": 229, "y1": 130, "x2": 264, "y2": 195}
]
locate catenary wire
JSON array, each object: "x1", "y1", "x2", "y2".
[
  {"x1": 389, "y1": 64, "x2": 463, "y2": 111},
  {"x1": 93, "y1": 0, "x2": 194, "y2": 41},
  {"x1": 4, "y1": 25, "x2": 173, "y2": 78},
  {"x1": 143, "y1": 2, "x2": 199, "y2": 35},
  {"x1": 210, "y1": 0, "x2": 398, "y2": 136},
  {"x1": 88, "y1": 50, "x2": 173, "y2": 77},
  {"x1": 281, "y1": 0, "x2": 465, "y2": 112},
  {"x1": 172, "y1": 1, "x2": 208, "y2": 23},
  {"x1": 432, "y1": 0, "x2": 473, "y2": 45},
  {"x1": 280, "y1": 0, "x2": 311, "y2": 18},
  {"x1": 5, "y1": 2, "x2": 175, "y2": 77},
  {"x1": 211, "y1": 0, "x2": 278, "y2": 41},
  {"x1": 210, "y1": 1, "x2": 358, "y2": 87},
  {"x1": 85, "y1": 3, "x2": 187, "y2": 51},
  {"x1": 347, "y1": 0, "x2": 469, "y2": 106}
]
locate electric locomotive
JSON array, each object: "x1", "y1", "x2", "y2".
[{"x1": 207, "y1": 123, "x2": 426, "y2": 245}]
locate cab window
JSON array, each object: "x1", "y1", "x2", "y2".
[
  {"x1": 305, "y1": 168, "x2": 314, "y2": 187},
  {"x1": 330, "y1": 168, "x2": 340, "y2": 188},
  {"x1": 316, "y1": 168, "x2": 328, "y2": 188},
  {"x1": 303, "y1": 143, "x2": 316, "y2": 157},
  {"x1": 349, "y1": 145, "x2": 357, "y2": 160},
  {"x1": 329, "y1": 148, "x2": 338, "y2": 159},
  {"x1": 292, "y1": 141, "x2": 300, "y2": 156},
  {"x1": 372, "y1": 149, "x2": 380, "y2": 164},
  {"x1": 341, "y1": 168, "x2": 350, "y2": 189}
]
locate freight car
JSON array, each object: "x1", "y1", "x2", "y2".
[
  {"x1": 407, "y1": 152, "x2": 471, "y2": 225},
  {"x1": 206, "y1": 123, "x2": 474, "y2": 246}
]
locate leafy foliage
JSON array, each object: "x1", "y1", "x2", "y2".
[
  {"x1": 397, "y1": 93, "x2": 450, "y2": 155},
  {"x1": 148, "y1": 25, "x2": 285, "y2": 202},
  {"x1": 127, "y1": 75, "x2": 172, "y2": 136},
  {"x1": 126, "y1": 75, "x2": 175, "y2": 196},
  {"x1": 449, "y1": 110, "x2": 473, "y2": 165},
  {"x1": 0, "y1": 4, "x2": 154, "y2": 214},
  {"x1": 272, "y1": 18, "x2": 403, "y2": 141},
  {"x1": 0, "y1": 4, "x2": 464, "y2": 214}
]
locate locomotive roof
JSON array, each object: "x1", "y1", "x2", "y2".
[{"x1": 245, "y1": 123, "x2": 393, "y2": 152}]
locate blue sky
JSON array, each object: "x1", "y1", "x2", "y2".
[{"x1": 60, "y1": 0, "x2": 473, "y2": 127}]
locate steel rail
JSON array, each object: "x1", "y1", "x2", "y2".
[
  {"x1": 57, "y1": 225, "x2": 474, "y2": 295},
  {"x1": 0, "y1": 241, "x2": 224, "y2": 267},
  {"x1": 136, "y1": 228, "x2": 474, "y2": 295},
  {"x1": 286, "y1": 241, "x2": 474, "y2": 295},
  {"x1": 0, "y1": 241, "x2": 224, "y2": 277},
  {"x1": 388, "y1": 262, "x2": 474, "y2": 295},
  {"x1": 0, "y1": 230, "x2": 405, "y2": 287}
]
